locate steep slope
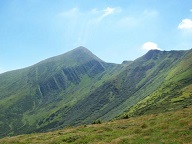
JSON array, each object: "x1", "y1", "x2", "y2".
[
  {"x1": 0, "y1": 46, "x2": 123, "y2": 137},
  {"x1": 67, "y1": 49, "x2": 192, "y2": 123}
]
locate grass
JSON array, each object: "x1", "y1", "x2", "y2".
[{"x1": 0, "y1": 106, "x2": 192, "y2": 144}]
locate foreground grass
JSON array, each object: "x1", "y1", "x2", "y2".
[{"x1": 0, "y1": 106, "x2": 192, "y2": 144}]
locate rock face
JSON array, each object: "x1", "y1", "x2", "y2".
[
  {"x1": 38, "y1": 59, "x2": 105, "y2": 97},
  {"x1": 0, "y1": 47, "x2": 191, "y2": 138}
]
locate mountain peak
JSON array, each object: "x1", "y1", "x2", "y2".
[
  {"x1": 66, "y1": 46, "x2": 92, "y2": 56},
  {"x1": 37, "y1": 46, "x2": 104, "y2": 68},
  {"x1": 64, "y1": 46, "x2": 103, "y2": 64},
  {"x1": 73, "y1": 46, "x2": 88, "y2": 51},
  {"x1": 144, "y1": 49, "x2": 161, "y2": 60}
]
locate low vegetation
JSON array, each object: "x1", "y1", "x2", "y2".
[{"x1": 0, "y1": 106, "x2": 191, "y2": 144}]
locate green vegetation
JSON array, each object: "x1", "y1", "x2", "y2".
[
  {"x1": 0, "y1": 106, "x2": 191, "y2": 144},
  {"x1": 0, "y1": 47, "x2": 191, "y2": 138},
  {"x1": 92, "y1": 119, "x2": 102, "y2": 124},
  {"x1": 119, "y1": 50, "x2": 192, "y2": 118}
]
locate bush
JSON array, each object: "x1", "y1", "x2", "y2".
[
  {"x1": 92, "y1": 120, "x2": 101, "y2": 124},
  {"x1": 122, "y1": 114, "x2": 129, "y2": 119}
]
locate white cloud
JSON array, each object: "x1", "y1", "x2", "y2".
[
  {"x1": 59, "y1": 7, "x2": 121, "y2": 23},
  {"x1": 190, "y1": 9, "x2": 192, "y2": 12},
  {"x1": 142, "y1": 42, "x2": 162, "y2": 51},
  {"x1": 178, "y1": 19, "x2": 192, "y2": 30},
  {"x1": 103, "y1": 7, "x2": 115, "y2": 17},
  {"x1": 97, "y1": 7, "x2": 121, "y2": 22}
]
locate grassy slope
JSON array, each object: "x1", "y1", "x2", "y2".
[
  {"x1": 87, "y1": 49, "x2": 192, "y2": 121},
  {"x1": 120, "y1": 49, "x2": 192, "y2": 118},
  {"x1": 0, "y1": 106, "x2": 191, "y2": 144}
]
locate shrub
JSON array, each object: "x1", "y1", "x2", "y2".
[
  {"x1": 92, "y1": 120, "x2": 101, "y2": 124},
  {"x1": 122, "y1": 114, "x2": 129, "y2": 119}
]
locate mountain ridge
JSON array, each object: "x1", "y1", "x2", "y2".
[{"x1": 0, "y1": 47, "x2": 191, "y2": 138}]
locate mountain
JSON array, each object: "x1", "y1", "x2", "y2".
[
  {"x1": 0, "y1": 46, "x2": 124, "y2": 137},
  {"x1": 0, "y1": 47, "x2": 191, "y2": 138}
]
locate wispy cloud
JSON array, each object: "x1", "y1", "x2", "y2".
[
  {"x1": 97, "y1": 7, "x2": 121, "y2": 22},
  {"x1": 190, "y1": 9, "x2": 192, "y2": 12},
  {"x1": 56, "y1": 7, "x2": 122, "y2": 47},
  {"x1": 58, "y1": 7, "x2": 121, "y2": 22},
  {"x1": 142, "y1": 42, "x2": 162, "y2": 51},
  {"x1": 178, "y1": 19, "x2": 192, "y2": 30},
  {"x1": 103, "y1": 7, "x2": 116, "y2": 17}
]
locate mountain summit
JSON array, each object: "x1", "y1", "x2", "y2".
[{"x1": 36, "y1": 46, "x2": 103, "y2": 67}]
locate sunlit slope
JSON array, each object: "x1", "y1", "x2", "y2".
[{"x1": 121, "y1": 49, "x2": 192, "y2": 117}]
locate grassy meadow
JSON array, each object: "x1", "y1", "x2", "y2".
[{"x1": 0, "y1": 106, "x2": 191, "y2": 144}]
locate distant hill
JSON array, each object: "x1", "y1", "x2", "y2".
[{"x1": 0, "y1": 47, "x2": 191, "y2": 138}]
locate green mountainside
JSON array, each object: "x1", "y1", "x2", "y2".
[
  {"x1": 0, "y1": 46, "x2": 124, "y2": 137},
  {"x1": 84, "y1": 49, "x2": 192, "y2": 121},
  {"x1": 120, "y1": 49, "x2": 192, "y2": 118},
  {"x1": 0, "y1": 47, "x2": 191, "y2": 138}
]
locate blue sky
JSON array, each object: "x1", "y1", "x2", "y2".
[{"x1": 0, "y1": 0, "x2": 192, "y2": 73}]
